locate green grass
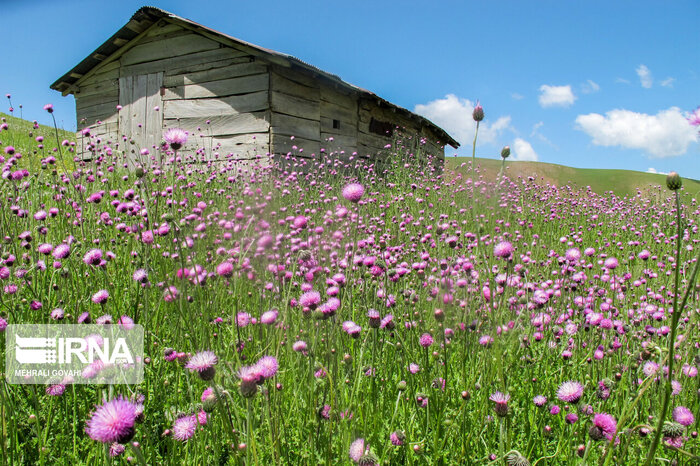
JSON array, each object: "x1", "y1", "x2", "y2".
[
  {"x1": 446, "y1": 157, "x2": 700, "y2": 198},
  {"x1": 0, "y1": 112, "x2": 75, "y2": 170}
]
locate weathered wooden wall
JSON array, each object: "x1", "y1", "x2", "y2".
[{"x1": 71, "y1": 18, "x2": 447, "y2": 167}]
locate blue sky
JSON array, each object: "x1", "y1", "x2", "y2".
[{"x1": 2, "y1": 0, "x2": 699, "y2": 177}]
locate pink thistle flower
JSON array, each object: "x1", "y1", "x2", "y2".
[
  {"x1": 688, "y1": 106, "x2": 700, "y2": 127},
  {"x1": 92, "y1": 290, "x2": 109, "y2": 305},
  {"x1": 216, "y1": 261, "x2": 234, "y2": 278},
  {"x1": 260, "y1": 309, "x2": 278, "y2": 325},
  {"x1": 591, "y1": 413, "x2": 617, "y2": 441},
  {"x1": 255, "y1": 355, "x2": 279, "y2": 379},
  {"x1": 557, "y1": 381, "x2": 584, "y2": 404},
  {"x1": 46, "y1": 384, "x2": 66, "y2": 396},
  {"x1": 185, "y1": 351, "x2": 218, "y2": 380},
  {"x1": 43, "y1": 104, "x2": 54, "y2": 113},
  {"x1": 52, "y1": 244, "x2": 71, "y2": 259},
  {"x1": 489, "y1": 391, "x2": 510, "y2": 417},
  {"x1": 300, "y1": 290, "x2": 321, "y2": 310},
  {"x1": 419, "y1": 333, "x2": 434, "y2": 348},
  {"x1": 163, "y1": 128, "x2": 188, "y2": 150},
  {"x1": 172, "y1": 414, "x2": 197, "y2": 441},
  {"x1": 292, "y1": 340, "x2": 307, "y2": 352},
  {"x1": 390, "y1": 430, "x2": 405, "y2": 446},
  {"x1": 493, "y1": 241, "x2": 514, "y2": 260},
  {"x1": 109, "y1": 442, "x2": 125, "y2": 457},
  {"x1": 85, "y1": 396, "x2": 140, "y2": 444},
  {"x1": 342, "y1": 183, "x2": 365, "y2": 203},
  {"x1": 349, "y1": 438, "x2": 366, "y2": 462},
  {"x1": 672, "y1": 406, "x2": 694, "y2": 426},
  {"x1": 603, "y1": 257, "x2": 619, "y2": 270}
]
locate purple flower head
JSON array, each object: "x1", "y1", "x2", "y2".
[
  {"x1": 672, "y1": 406, "x2": 695, "y2": 426},
  {"x1": 493, "y1": 241, "x2": 514, "y2": 260},
  {"x1": 185, "y1": 351, "x2": 218, "y2": 380},
  {"x1": 300, "y1": 290, "x2": 321, "y2": 310},
  {"x1": 688, "y1": 106, "x2": 700, "y2": 127},
  {"x1": 83, "y1": 249, "x2": 103, "y2": 266},
  {"x1": 419, "y1": 333, "x2": 434, "y2": 348},
  {"x1": 349, "y1": 438, "x2": 367, "y2": 462},
  {"x1": 591, "y1": 413, "x2": 617, "y2": 441},
  {"x1": 52, "y1": 243, "x2": 71, "y2": 259},
  {"x1": 163, "y1": 128, "x2": 188, "y2": 150},
  {"x1": 557, "y1": 381, "x2": 584, "y2": 404},
  {"x1": 489, "y1": 391, "x2": 510, "y2": 417},
  {"x1": 603, "y1": 257, "x2": 619, "y2": 270},
  {"x1": 260, "y1": 309, "x2": 278, "y2": 325},
  {"x1": 255, "y1": 355, "x2": 279, "y2": 379},
  {"x1": 342, "y1": 183, "x2": 365, "y2": 203},
  {"x1": 43, "y1": 104, "x2": 54, "y2": 113},
  {"x1": 92, "y1": 290, "x2": 109, "y2": 305},
  {"x1": 85, "y1": 396, "x2": 140, "y2": 444},
  {"x1": 172, "y1": 414, "x2": 197, "y2": 441}
]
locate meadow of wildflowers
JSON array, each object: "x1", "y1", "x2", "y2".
[{"x1": 0, "y1": 101, "x2": 699, "y2": 465}]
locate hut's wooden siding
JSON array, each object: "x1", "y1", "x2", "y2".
[
  {"x1": 69, "y1": 18, "x2": 448, "y2": 166},
  {"x1": 269, "y1": 67, "x2": 321, "y2": 158}
]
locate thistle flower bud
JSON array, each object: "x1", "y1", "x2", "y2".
[
  {"x1": 501, "y1": 146, "x2": 511, "y2": 159},
  {"x1": 666, "y1": 171, "x2": 682, "y2": 191},
  {"x1": 472, "y1": 103, "x2": 484, "y2": 122}
]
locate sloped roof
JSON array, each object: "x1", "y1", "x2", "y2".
[{"x1": 51, "y1": 6, "x2": 459, "y2": 148}]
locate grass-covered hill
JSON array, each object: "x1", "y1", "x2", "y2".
[{"x1": 446, "y1": 157, "x2": 700, "y2": 198}]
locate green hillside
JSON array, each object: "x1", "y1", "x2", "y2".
[
  {"x1": 0, "y1": 112, "x2": 75, "y2": 169},
  {"x1": 446, "y1": 157, "x2": 700, "y2": 198}
]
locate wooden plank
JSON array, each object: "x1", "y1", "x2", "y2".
[
  {"x1": 120, "y1": 33, "x2": 221, "y2": 66},
  {"x1": 144, "y1": 72, "x2": 164, "y2": 150},
  {"x1": 75, "y1": 89, "x2": 119, "y2": 109},
  {"x1": 320, "y1": 117, "x2": 357, "y2": 136},
  {"x1": 320, "y1": 133, "x2": 357, "y2": 152},
  {"x1": 121, "y1": 48, "x2": 249, "y2": 77},
  {"x1": 320, "y1": 100, "x2": 357, "y2": 124},
  {"x1": 270, "y1": 113, "x2": 320, "y2": 141},
  {"x1": 77, "y1": 78, "x2": 119, "y2": 98},
  {"x1": 163, "y1": 73, "x2": 268, "y2": 100},
  {"x1": 141, "y1": 22, "x2": 184, "y2": 41},
  {"x1": 163, "y1": 62, "x2": 267, "y2": 87},
  {"x1": 118, "y1": 75, "x2": 133, "y2": 140},
  {"x1": 77, "y1": 100, "x2": 118, "y2": 123},
  {"x1": 163, "y1": 112, "x2": 270, "y2": 137},
  {"x1": 357, "y1": 129, "x2": 392, "y2": 150},
  {"x1": 162, "y1": 91, "x2": 268, "y2": 118},
  {"x1": 270, "y1": 91, "x2": 320, "y2": 121},
  {"x1": 208, "y1": 133, "x2": 270, "y2": 157},
  {"x1": 270, "y1": 134, "x2": 320, "y2": 156},
  {"x1": 270, "y1": 71, "x2": 319, "y2": 101},
  {"x1": 320, "y1": 86, "x2": 356, "y2": 107}
]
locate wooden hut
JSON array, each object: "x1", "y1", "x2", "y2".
[{"x1": 50, "y1": 7, "x2": 459, "y2": 167}]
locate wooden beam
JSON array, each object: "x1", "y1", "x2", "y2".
[
  {"x1": 113, "y1": 37, "x2": 129, "y2": 46},
  {"x1": 69, "y1": 72, "x2": 84, "y2": 79},
  {"x1": 72, "y1": 22, "x2": 162, "y2": 89},
  {"x1": 93, "y1": 53, "x2": 107, "y2": 61}
]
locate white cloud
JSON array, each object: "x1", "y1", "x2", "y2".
[
  {"x1": 660, "y1": 77, "x2": 675, "y2": 88},
  {"x1": 581, "y1": 79, "x2": 600, "y2": 94},
  {"x1": 636, "y1": 65, "x2": 653, "y2": 88},
  {"x1": 615, "y1": 77, "x2": 631, "y2": 85},
  {"x1": 575, "y1": 107, "x2": 698, "y2": 158},
  {"x1": 511, "y1": 93, "x2": 524, "y2": 100},
  {"x1": 646, "y1": 167, "x2": 667, "y2": 175},
  {"x1": 414, "y1": 94, "x2": 512, "y2": 148},
  {"x1": 512, "y1": 138, "x2": 539, "y2": 161},
  {"x1": 538, "y1": 85, "x2": 576, "y2": 108},
  {"x1": 530, "y1": 121, "x2": 557, "y2": 149}
]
